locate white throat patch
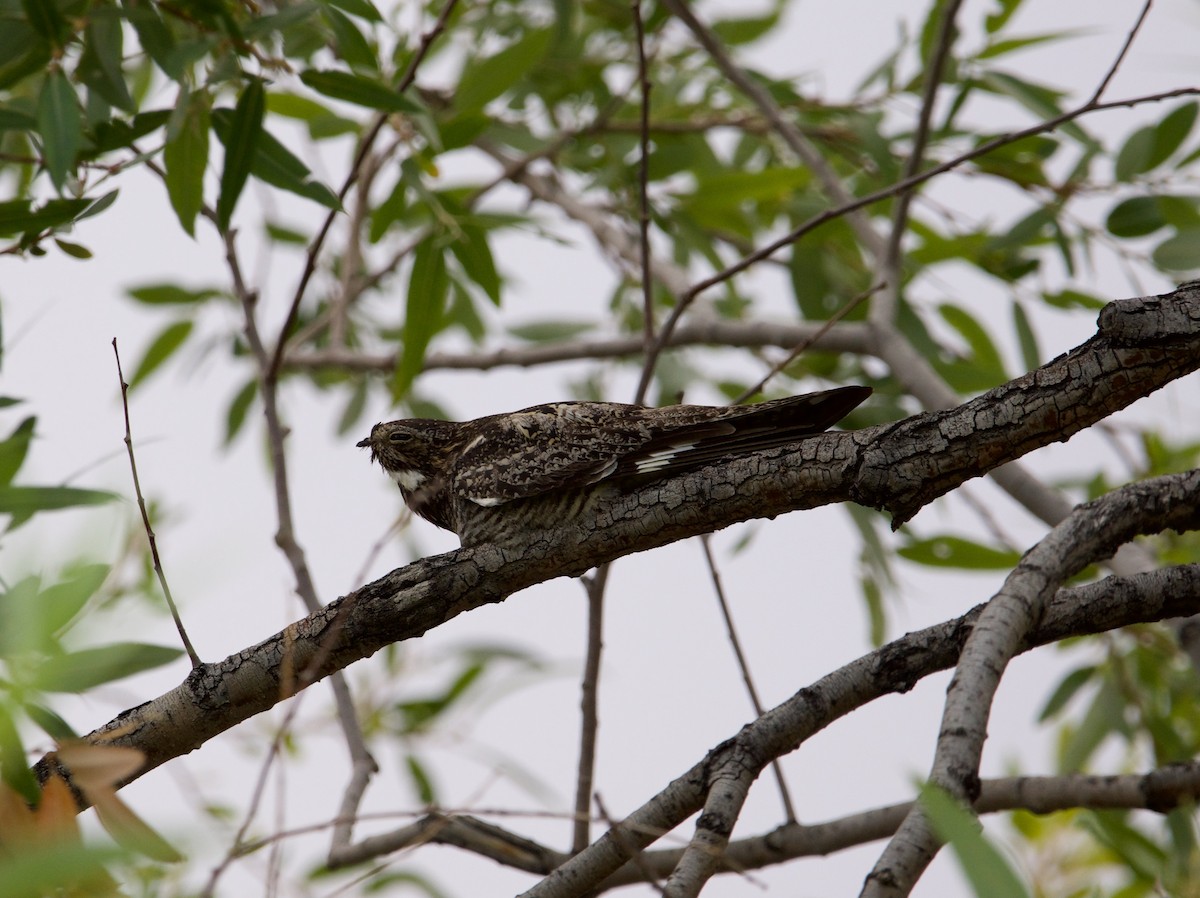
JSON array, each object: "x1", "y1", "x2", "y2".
[{"x1": 389, "y1": 469, "x2": 427, "y2": 491}]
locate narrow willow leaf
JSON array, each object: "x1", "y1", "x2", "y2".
[
  {"x1": 456, "y1": 28, "x2": 552, "y2": 113},
  {"x1": 164, "y1": 90, "x2": 210, "y2": 237},
  {"x1": 392, "y1": 240, "x2": 448, "y2": 399},
  {"x1": 129, "y1": 320, "x2": 194, "y2": 387},
  {"x1": 922, "y1": 785, "x2": 1032, "y2": 898},
  {"x1": 0, "y1": 417, "x2": 35, "y2": 487},
  {"x1": 212, "y1": 108, "x2": 341, "y2": 210},
  {"x1": 300, "y1": 69, "x2": 421, "y2": 113},
  {"x1": 0, "y1": 485, "x2": 116, "y2": 515},
  {"x1": 37, "y1": 69, "x2": 81, "y2": 191},
  {"x1": 78, "y1": 12, "x2": 135, "y2": 112},
  {"x1": 224, "y1": 379, "x2": 257, "y2": 444},
  {"x1": 126, "y1": 283, "x2": 222, "y2": 304},
  {"x1": 33, "y1": 643, "x2": 183, "y2": 692},
  {"x1": 216, "y1": 79, "x2": 264, "y2": 231}
]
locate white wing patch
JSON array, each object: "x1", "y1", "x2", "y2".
[
  {"x1": 468, "y1": 496, "x2": 508, "y2": 507},
  {"x1": 634, "y1": 441, "x2": 696, "y2": 473}
]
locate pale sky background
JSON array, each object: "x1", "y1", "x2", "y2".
[{"x1": 3, "y1": 0, "x2": 1200, "y2": 895}]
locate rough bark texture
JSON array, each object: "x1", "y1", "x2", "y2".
[{"x1": 39, "y1": 286, "x2": 1200, "y2": 800}]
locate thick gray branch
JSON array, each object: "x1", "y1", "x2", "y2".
[{"x1": 42, "y1": 287, "x2": 1200, "y2": 808}]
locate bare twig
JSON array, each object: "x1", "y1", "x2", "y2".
[
  {"x1": 877, "y1": 0, "x2": 963, "y2": 324},
  {"x1": 1089, "y1": 0, "x2": 1154, "y2": 103},
  {"x1": 635, "y1": 83, "x2": 1200, "y2": 392},
  {"x1": 632, "y1": 0, "x2": 655, "y2": 360},
  {"x1": 267, "y1": 0, "x2": 460, "y2": 381},
  {"x1": 287, "y1": 319, "x2": 874, "y2": 374},
  {"x1": 111, "y1": 340, "x2": 201, "y2": 669},
  {"x1": 699, "y1": 536, "x2": 795, "y2": 822},
  {"x1": 572, "y1": 564, "x2": 610, "y2": 854},
  {"x1": 733, "y1": 284, "x2": 880, "y2": 404}
]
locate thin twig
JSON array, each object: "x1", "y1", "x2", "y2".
[
  {"x1": 266, "y1": 0, "x2": 460, "y2": 381},
  {"x1": 632, "y1": 0, "x2": 655, "y2": 361},
  {"x1": 634, "y1": 82, "x2": 1200, "y2": 396},
  {"x1": 572, "y1": 3, "x2": 656, "y2": 853},
  {"x1": 572, "y1": 564, "x2": 610, "y2": 853},
  {"x1": 733, "y1": 283, "x2": 881, "y2": 404},
  {"x1": 1089, "y1": 0, "x2": 1153, "y2": 103},
  {"x1": 878, "y1": 0, "x2": 962, "y2": 324},
  {"x1": 699, "y1": 535, "x2": 796, "y2": 824},
  {"x1": 111, "y1": 339, "x2": 201, "y2": 668}
]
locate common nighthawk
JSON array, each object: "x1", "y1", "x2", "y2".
[{"x1": 358, "y1": 385, "x2": 870, "y2": 547}]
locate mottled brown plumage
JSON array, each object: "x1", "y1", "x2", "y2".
[{"x1": 357, "y1": 385, "x2": 870, "y2": 547}]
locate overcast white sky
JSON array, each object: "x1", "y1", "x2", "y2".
[{"x1": 3, "y1": 0, "x2": 1200, "y2": 895}]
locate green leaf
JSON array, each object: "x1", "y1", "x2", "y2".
[
  {"x1": 1038, "y1": 666, "x2": 1097, "y2": 722},
  {"x1": 24, "y1": 703, "x2": 77, "y2": 741},
  {"x1": 0, "y1": 844, "x2": 129, "y2": 897},
  {"x1": 1011, "y1": 301, "x2": 1039, "y2": 373},
  {"x1": 33, "y1": 642, "x2": 183, "y2": 692},
  {"x1": 130, "y1": 321, "x2": 194, "y2": 387},
  {"x1": 164, "y1": 90, "x2": 211, "y2": 237},
  {"x1": 922, "y1": 784, "x2": 1032, "y2": 898},
  {"x1": 1060, "y1": 673, "x2": 1125, "y2": 773},
  {"x1": 212, "y1": 107, "x2": 342, "y2": 210},
  {"x1": 0, "y1": 198, "x2": 90, "y2": 237},
  {"x1": 0, "y1": 706, "x2": 38, "y2": 803},
  {"x1": 264, "y1": 221, "x2": 309, "y2": 244},
  {"x1": 1152, "y1": 230, "x2": 1200, "y2": 272},
  {"x1": 323, "y1": 6, "x2": 377, "y2": 72},
  {"x1": 126, "y1": 283, "x2": 223, "y2": 305},
  {"x1": 337, "y1": 379, "x2": 367, "y2": 435},
  {"x1": 21, "y1": 0, "x2": 68, "y2": 46},
  {"x1": 710, "y1": 13, "x2": 780, "y2": 46},
  {"x1": 450, "y1": 225, "x2": 501, "y2": 305},
  {"x1": 405, "y1": 753, "x2": 437, "y2": 804},
  {"x1": 392, "y1": 239, "x2": 448, "y2": 399},
  {"x1": 0, "y1": 107, "x2": 37, "y2": 132},
  {"x1": 1106, "y1": 196, "x2": 1167, "y2": 238},
  {"x1": 77, "y1": 11, "x2": 135, "y2": 112},
  {"x1": 0, "y1": 486, "x2": 116, "y2": 515},
  {"x1": 37, "y1": 68, "x2": 82, "y2": 191},
  {"x1": 265, "y1": 92, "x2": 358, "y2": 139},
  {"x1": 122, "y1": 0, "x2": 179, "y2": 79},
  {"x1": 1115, "y1": 125, "x2": 1156, "y2": 181},
  {"x1": 323, "y1": 0, "x2": 383, "y2": 21},
  {"x1": 456, "y1": 28, "x2": 553, "y2": 113},
  {"x1": 0, "y1": 23, "x2": 51, "y2": 93},
  {"x1": 1154, "y1": 102, "x2": 1198, "y2": 165},
  {"x1": 0, "y1": 417, "x2": 35, "y2": 487},
  {"x1": 37, "y1": 564, "x2": 110, "y2": 636},
  {"x1": 507, "y1": 320, "x2": 593, "y2": 342},
  {"x1": 1042, "y1": 288, "x2": 1106, "y2": 310},
  {"x1": 53, "y1": 238, "x2": 92, "y2": 258},
  {"x1": 224, "y1": 379, "x2": 257, "y2": 444},
  {"x1": 937, "y1": 304, "x2": 1008, "y2": 384},
  {"x1": 898, "y1": 535, "x2": 1021, "y2": 570},
  {"x1": 976, "y1": 30, "x2": 1080, "y2": 61},
  {"x1": 300, "y1": 69, "x2": 422, "y2": 113},
  {"x1": 216, "y1": 79, "x2": 265, "y2": 231}
]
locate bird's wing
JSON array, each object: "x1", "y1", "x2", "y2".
[{"x1": 450, "y1": 403, "x2": 658, "y2": 505}]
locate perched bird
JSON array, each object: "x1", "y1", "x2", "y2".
[{"x1": 358, "y1": 385, "x2": 870, "y2": 547}]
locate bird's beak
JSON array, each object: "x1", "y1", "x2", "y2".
[{"x1": 356, "y1": 437, "x2": 371, "y2": 448}]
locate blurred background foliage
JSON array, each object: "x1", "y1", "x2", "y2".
[{"x1": 1, "y1": 0, "x2": 1199, "y2": 894}]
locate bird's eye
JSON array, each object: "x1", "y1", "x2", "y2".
[{"x1": 389, "y1": 431, "x2": 414, "y2": 444}]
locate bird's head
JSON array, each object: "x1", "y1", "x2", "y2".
[{"x1": 357, "y1": 419, "x2": 460, "y2": 494}]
